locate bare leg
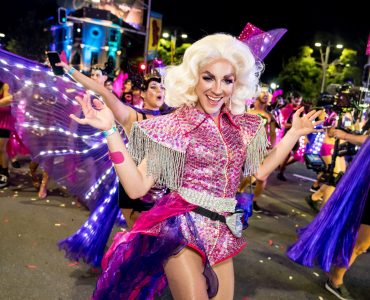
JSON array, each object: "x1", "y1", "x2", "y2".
[
  {"x1": 254, "y1": 179, "x2": 266, "y2": 199},
  {"x1": 311, "y1": 185, "x2": 325, "y2": 201},
  {"x1": 211, "y1": 258, "x2": 234, "y2": 300},
  {"x1": 164, "y1": 247, "x2": 208, "y2": 300},
  {"x1": 38, "y1": 171, "x2": 49, "y2": 199},
  {"x1": 311, "y1": 172, "x2": 323, "y2": 189},
  {"x1": 121, "y1": 209, "x2": 142, "y2": 230},
  {"x1": 321, "y1": 185, "x2": 335, "y2": 205},
  {"x1": 29, "y1": 161, "x2": 40, "y2": 189},
  {"x1": 238, "y1": 176, "x2": 254, "y2": 193},
  {"x1": 330, "y1": 224, "x2": 370, "y2": 286},
  {"x1": 0, "y1": 138, "x2": 9, "y2": 168},
  {"x1": 286, "y1": 156, "x2": 297, "y2": 166},
  {"x1": 130, "y1": 211, "x2": 141, "y2": 224},
  {"x1": 121, "y1": 208, "x2": 135, "y2": 230}
]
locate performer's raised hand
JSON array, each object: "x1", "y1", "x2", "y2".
[
  {"x1": 69, "y1": 93, "x2": 115, "y2": 131},
  {"x1": 55, "y1": 61, "x2": 70, "y2": 71},
  {"x1": 291, "y1": 107, "x2": 324, "y2": 136}
]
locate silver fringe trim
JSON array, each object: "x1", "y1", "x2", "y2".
[
  {"x1": 128, "y1": 122, "x2": 186, "y2": 190},
  {"x1": 178, "y1": 187, "x2": 236, "y2": 213},
  {"x1": 243, "y1": 121, "x2": 270, "y2": 176}
]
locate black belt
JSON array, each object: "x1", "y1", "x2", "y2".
[
  {"x1": 192, "y1": 206, "x2": 244, "y2": 238},
  {"x1": 193, "y1": 206, "x2": 227, "y2": 223}
]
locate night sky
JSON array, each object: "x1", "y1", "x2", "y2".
[
  {"x1": 152, "y1": 0, "x2": 370, "y2": 81},
  {"x1": 1, "y1": 0, "x2": 369, "y2": 81}
]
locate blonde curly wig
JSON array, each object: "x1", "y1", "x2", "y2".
[{"x1": 164, "y1": 33, "x2": 263, "y2": 115}]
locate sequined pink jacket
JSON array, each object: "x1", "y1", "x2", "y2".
[{"x1": 128, "y1": 105, "x2": 268, "y2": 198}]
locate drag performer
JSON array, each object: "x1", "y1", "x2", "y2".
[
  {"x1": 70, "y1": 33, "x2": 321, "y2": 299},
  {"x1": 287, "y1": 132, "x2": 369, "y2": 300},
  {"x1": 57, "y1": 22, "x2": 287, "y2": 268},
  {"x1": 0, "y1": 80, "x2": 13, "y2": 187}
]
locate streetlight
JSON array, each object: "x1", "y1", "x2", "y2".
[
  {"x1": 315, "y1": 41, "x2": 344, "y2": 93},
  {"x1": 0, "y1": 33, "x2": 5, "y2": 48},
  {"x1": 270, "y1": 82, "x2": 279, "y2": 90}
]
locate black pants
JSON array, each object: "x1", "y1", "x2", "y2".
[
  {"x1": 118, "y1": 182, "x2": 154, "y2": 212},
  {"x1": 361, "y1": 191, "x2": 370, "y2": 226},
  {"x1": 0, "y1": 129, "x2": 11, "y2": 138}
]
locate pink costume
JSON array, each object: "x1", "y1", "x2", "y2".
[
  {"x1": 0, "y1": 90, "x2": 14, "y2": 132},
  {"x1": 93, "y1": 105, "x2": 268, "y2": 299},
  {"x1": 320, "y1": 142, "x2": 334, "y2": 157},
  {"x1": 0, "y1": 87, "x2": 29, "y2": 158}
]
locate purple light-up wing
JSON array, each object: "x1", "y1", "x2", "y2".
[
  {"x1": 0, "y1": 49, "x2": 126, "y2": 266},
  {"x1": 0, "y1": 49, "x2": 119, "y2": 211}
]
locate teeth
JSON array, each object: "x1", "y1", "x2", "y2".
[{"x1": 207, "y1": 96, "x2": 222, "y2": 101}]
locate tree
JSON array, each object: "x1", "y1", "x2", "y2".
[
  {"x1": 326, "y1": 48, "x2": 362, "y2": 86},
  {"x1": 157, "y1": 38, "x2": 191, "y2": 65},
  {"x1": 277, "y1": 46, "x2": 321, "y2": 101},
  {"x1": 277, "y1": 46, "x2": 362, "y2": 103},
  {"x1": 5, "y1": 11, "x2": 51, "y2": 62}
]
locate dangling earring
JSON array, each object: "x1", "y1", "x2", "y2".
[{"x1": 228, "y1": 98, "x2": 232, "y2": 111}]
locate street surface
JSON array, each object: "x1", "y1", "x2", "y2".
[{"x1": 1, "y1": 161, "x2": 369, "y2": 300}]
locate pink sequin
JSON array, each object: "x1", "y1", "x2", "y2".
[
  {"x1": 134, "y1": 105, "x2": 263, "y2": 264},
  {"x1": 179, "y1": 212, "x2": 246, "y2": 265},
  {"x1": 238, "y1": 23, "x2": 264, "y2": 41}
]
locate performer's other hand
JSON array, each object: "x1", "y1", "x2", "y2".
[{"x1": 69, "y1": 93, "x2": 115, "y2": 131}]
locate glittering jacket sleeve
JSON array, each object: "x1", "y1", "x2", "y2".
[
  {"x1": 234, "y1": 113, "x2": 270, "y2": 176},
  {"x1": 127, "y1": 111, "x2": 188, "y2": 190}
]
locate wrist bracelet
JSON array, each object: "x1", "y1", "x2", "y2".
[
  {"x1": 67, "y1": 67, "x2": 76, "y2": 76},
  {"x1": 103, "y1": 125, "x2": 117, "y2": 138}
]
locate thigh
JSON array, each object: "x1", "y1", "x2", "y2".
[
  {"x1": 164, "y1": 247, "x2": 208, "y2": 300},
  {"x1": 322, "y1": 185, "x2": 335, "y2": 203},
  {"x1": 334, "y1": 156, "x2": 346, "y2": 173},
  {"x1": 321, "y1": 155, "x2": 332, "y2": 166},
  {"x1": 211, "y1": 258, "x2": 234, "y2": 300},
  {"x1": 121, "y1": 208, "x2": 135, "y2": 229},
  {"x1": 355, "y1": 224, "x2": 370, "y2": 251},
  {"x1": 0, "y1": 136, "x2": 9, "y2": 148},
  {"x1": 238, "y1": 176, "x2": 251, "y2": 193}
]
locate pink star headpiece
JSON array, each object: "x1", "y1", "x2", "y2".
[{"x1": 238, "y1": 23, "x2": 287, "y2": 61}]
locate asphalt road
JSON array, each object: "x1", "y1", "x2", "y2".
[{"x1": 1, "y1": 161, "x2": 369, "y2": 300}]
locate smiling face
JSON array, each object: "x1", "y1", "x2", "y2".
[
  {"x1": 124, "y1": 80, "x2": 133, "y2": 92},
  {"x1": 91, "y1": 69, "x2": 107, "y2": 85},
  {"x1": 195, "y1": 58, "x2": 236, "y2": 118},
  {"x1": 257, "y1": 89, "x2": 272, "y2": 105},
  {"x1": 142, "y1": 80, "x2": 165, "y2": 110}
]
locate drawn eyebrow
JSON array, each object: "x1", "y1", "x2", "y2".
[
  {"x1": 202, "y1": 71, "x2": 215, "y2": 78},
  {"x1": 224, "y1": 74, "x2": 235, "y2": 79},
  {"x1": 202, "y1": 71, "x2": 235, "y2": 79}
]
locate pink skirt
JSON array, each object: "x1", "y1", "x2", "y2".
[
  {"x1": 95, "y1": 192, "x2": 246, "y2": 300},
  {"x1": 0, "y1": 106, "x2": 15, "y2": 131}
]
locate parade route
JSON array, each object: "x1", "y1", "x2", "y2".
[{"x1": 1, "y1": 162, "x2": 369, "y2": 300}]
